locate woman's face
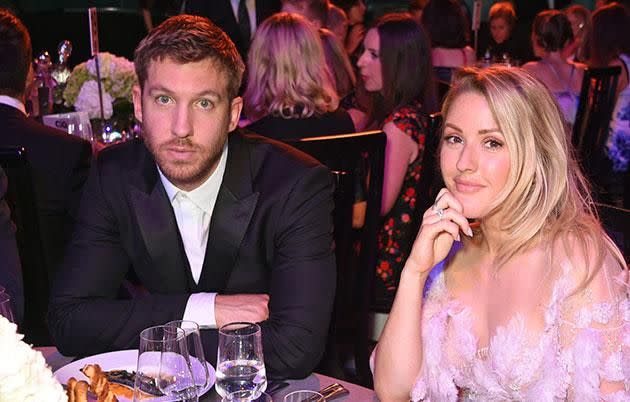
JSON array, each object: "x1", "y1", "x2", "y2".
[
  {"x1": 490, "y1": 17, "x2": 511, "y2": 44},
  {"x1": 357, "y1": 28, "x2": 383, "y2": 92},
  {"x1": 440, "y1": 92, "x2": 511, "y2": 219},
  {"x1": 347, "y1": 0, "x2": 366, "y2": 25}
]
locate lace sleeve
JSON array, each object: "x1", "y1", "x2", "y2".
[{"x1": 557, "y1": 255, "x2": 630, "y2": 401}]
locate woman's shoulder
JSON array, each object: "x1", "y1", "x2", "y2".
[{"x1": 384, "y1": 102, "x2": 427, "y2": 139}]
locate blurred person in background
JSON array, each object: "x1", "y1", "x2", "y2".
[
  {"x1": 421, "y1": 0, "x2": 475, "y2": 87},
  {"x1": 352, "y1": 13, "x2": 437, "y2": 313},
  {"x1": 589, "y1": 3, "x2": 630, "y2": 202},
  {"x1": 320, "y1": 27, "x2": 357, "y2": 101},
  {"x1": 523, "y1": 10, "x2": 584, "y2": 126},
  {"x1": 244, "y1": 12, "x2": 355, "y2": 139},
  {"x1": 563, "y1": 4, "x2": 591, "y2": 62},
  {"x1": 333, "y1": 0, "x2": 367, "y2": 57},
  {"x1": 281, "y1": 0, "x2": 330, "y2": 28}
]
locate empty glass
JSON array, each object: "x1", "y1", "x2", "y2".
[
  {"x1": 165, "y1": 320, "x2": 209, "y2": 392},
  {"x1": 0, "y1": 292, "x2": 14, "y2": 323},
  {"x1": 216, "y1": 322, "x2": 266, "y2": 401},
  {"x1": 133, "y1": 325, "x2": 197, "y2": 402},
  {"x1": 283, "y1": 390, "x2": 325, "y2": 402}
]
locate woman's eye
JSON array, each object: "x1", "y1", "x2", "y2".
[
  {"x1": 444, "y1": 135, "x2": 462, "y2": 144},
  {"x1": 370, "y1": 50, "x2": 379, "y2": 59},
  {"x1": 155, "y1": 95, "x2": 172, "y2": 105},
  {"x1": 484, "y1": 139, "x2": 504, "y2": 149}
]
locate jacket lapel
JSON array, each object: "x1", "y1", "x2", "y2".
[
  {"x1": 129, "y1": 146, "x2": 190, "y2": 292},
  {"x1": 197, "y1": 133, "x2": 259, "y2": 290}
]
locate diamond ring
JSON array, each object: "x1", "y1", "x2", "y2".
[{"x1": 435, "y1": 207, "x2": 444, "y2": 219}]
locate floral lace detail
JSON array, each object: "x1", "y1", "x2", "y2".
[{"x1": 412, "y1": 261, "x2": 630, "y2": 401}]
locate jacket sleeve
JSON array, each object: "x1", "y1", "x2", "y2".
[{"x1": 261, "y1": 164, "x2": 337, "y2": 379}]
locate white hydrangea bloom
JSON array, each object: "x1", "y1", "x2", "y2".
[
  {"x1": 0, "y1": 316, "x2": 67, "y2": 402},
  {"x1": 74, "y1": 80, "x2": 114, "y2": 119}
]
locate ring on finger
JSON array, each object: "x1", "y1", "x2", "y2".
[{"x1": 434, "y1": 207, "x2": 445, "y2": 219}]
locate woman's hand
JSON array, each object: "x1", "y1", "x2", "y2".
[{"x1": 406, "y1": 188, "x2": 473, "y2": 274}]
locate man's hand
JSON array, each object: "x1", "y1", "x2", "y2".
[{"x1": 215, "y1": 294, "x2": 270, "y2": 328}]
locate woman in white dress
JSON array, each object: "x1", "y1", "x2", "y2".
[{"x1": 373, "y1": 66, "x2": 629, "y2": 401}]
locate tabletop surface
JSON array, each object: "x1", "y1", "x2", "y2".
[{"x1": 38, "y1": 347, "x2": 378, "y2": 402}]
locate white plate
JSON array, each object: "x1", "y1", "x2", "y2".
[{"x1": 53, "y1": 349, "x2": 215, "y2": 401}]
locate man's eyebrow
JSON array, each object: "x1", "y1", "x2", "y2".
[
  {"x1": 147, "y1": 86, "x2": 222, "y2": 99},
  {"x1": 444, "y1": 123, "x2": 502, "y2": 135}
]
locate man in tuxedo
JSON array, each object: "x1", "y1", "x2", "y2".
[
  {"x1": 0, "y1": 166, "x2": 23, "y2": 325},
  {"x1": 0, "y1": 10, "x2": 91, "y2": 339},
  {"x1": 185, "y1": 0, "x2": 281, "y2": 59},
  {"x1": 49, "y1": 15, "x2": 336, "y2": 379}
]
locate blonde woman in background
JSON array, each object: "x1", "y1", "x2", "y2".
[
  {"x1": 244, "y1": 12, "x2": 355, "y2": 139},
  {"x1": 373, "y1": 66, "x2": 629, "y2": 401}
]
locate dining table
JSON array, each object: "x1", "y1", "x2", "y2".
[{"x1": 38, "y1": 346, "x2": 378, "y2": 402}]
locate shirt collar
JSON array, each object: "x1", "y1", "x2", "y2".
[
  {"x1": 158, "y1": 141, "x2": 228, "y2": 214},
  {"x1": 0, "y1": 95, "x2": 26, "y2": 115}
]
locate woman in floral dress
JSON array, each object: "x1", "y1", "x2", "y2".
[{"x1": 352, "y1": 13, "x2": 436, "y2": 311}]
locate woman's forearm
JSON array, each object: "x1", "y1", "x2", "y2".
[{"x1": 374, "y1": 263, "x2": 429, "y2": 401}]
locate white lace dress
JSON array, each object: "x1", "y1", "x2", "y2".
[{"x1": 412, "y1": 259, "x2": 630, "y2": 401}]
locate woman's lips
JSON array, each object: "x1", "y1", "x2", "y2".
[{"x1": 454, "y1": 178, "x2": 484, "y2": 193}]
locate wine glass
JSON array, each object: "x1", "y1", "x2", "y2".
[
  {"x1": 0, "y1": 292, "x2": 14, "y2": 322},
  {"x1": 165, "y1": 320, "x2": 209, "y2": 392},
  {"x1": 67, "y1": 121, "x2": 94, "y2": 143},
  {"x1": 133, "y1": 325, "x2": 197, "y2": 402},
  {"x1": 216, "y1": 322, "x2": 266, "y2": 401}
]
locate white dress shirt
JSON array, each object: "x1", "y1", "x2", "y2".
[
  {"x1": 0, "y1": 95, "x2": 26, "y2": 115},
  {"x1": 230, "y1": 0, "x2": 257, "y2": 38},
  {"x1": 158, "y1": 142, "x2": 228, "y2": 328}
]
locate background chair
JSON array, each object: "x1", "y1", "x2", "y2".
[
  {"x1": 596, "y1": 203, "x2": 630, "y2": 263},
  {"x1": 286, "y1": 130, "x2": 386, "y2": 387},
  {"x1": 0, "y1": 147, "x2": 50, "y2": 345},
  {"x1": 572, "y1": 66, "x2": 621, "y2": 201}
]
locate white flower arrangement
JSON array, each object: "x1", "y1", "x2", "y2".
[
  {"x1": 63, "y1": 52, "x2": 137, "y2": 120},
  {"x1": 0, "y1": 315, "x2": 67, "y2": 402}
]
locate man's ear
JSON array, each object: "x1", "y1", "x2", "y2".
[
  {"x1": 132, "y1": 84, "x2": 143, "y2": 123},
  {"x1": 228, "y1": 96, "x2": 243, "y2": 132}
]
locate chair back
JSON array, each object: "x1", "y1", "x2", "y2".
[
  {"x1": 596, "y1": 203, "x2": 630, "y2": 263},
  {"x1": 572, "y1": 66, "x2": 621, "y2": 191},
  {"x1": 0, "y1": 147, "x2": 50, "y2": 344},
  {"x1": 285, "y1": 130, "x2": 385, "y2": 386}
]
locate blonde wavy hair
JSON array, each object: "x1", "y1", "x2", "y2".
[
  {"x1": 441, "y1": 66, "x2": 626, "y2": 274},
  {"x1": 244, "y1": 12, "x2": 338, "y2": 121}
]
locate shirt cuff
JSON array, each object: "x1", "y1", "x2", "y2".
[{"x1": 183, "y1": 292, "x2": 217, "y2": 329}]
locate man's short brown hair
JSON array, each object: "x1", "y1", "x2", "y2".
[
  {"x1": 134, "y1": 14, "x2": 245, "y2": 100},
  {"x1": 0, "y1": 9, "x2": 32, "y2": 98}
]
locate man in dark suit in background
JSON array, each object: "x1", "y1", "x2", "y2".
[
  {"x1": 185, "y1": 0, "x2": 281, "y2": 59},
  {"x1": 0, "y1": 9, "x2": 91, "y2": 341},
  {"x1": 49, "y1": 15, "x2": 336, "y2": 379},
  {"x1": 0, "y1": 166, "x2": 23, "y2": 325}
]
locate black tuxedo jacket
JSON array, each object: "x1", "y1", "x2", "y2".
[
  {"x1": 49, "y1": 131, "x2": 336, "y2": 379},
  {"x1": 185, "y1": 0, "x2": 281, "y2": 58},
  {"x1": 0, "y1": 104, "x2": 92, "y2": 280}
]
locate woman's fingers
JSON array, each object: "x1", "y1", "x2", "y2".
[{"x1": 423, "y1": 207, "x2": 472, "y2": 238}]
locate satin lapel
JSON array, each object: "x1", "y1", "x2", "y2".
[
  {"x1": 129, "y1": 151, "x2": 190, "y2": 291},
  {"x1": 198, "y1": 133, "x2": 259, "y2": 290}
]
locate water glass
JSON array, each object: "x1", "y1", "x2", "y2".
[
  {"x1": 283, "y1": 390, "x2": 325, "y2": 402},
  {"x1": 222, "y1": 391, "x2": 272, "y2": 402},
  {"x1": 133, "y1": 325, "x2": 197, "y2": 402},
  {"x1": 166, "y1": 320, "x2": 209, "y2": 391},
  {"x1": 216, "y1": 322, "x2": 266, "y2": 400},
  {"x1": 0, "y1": 293, "x2": 14, "y2": 323}
]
